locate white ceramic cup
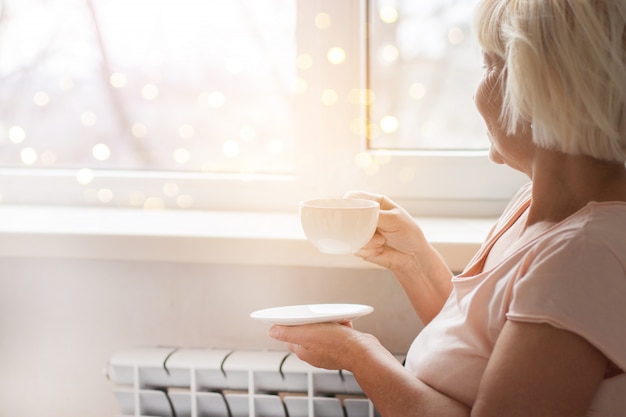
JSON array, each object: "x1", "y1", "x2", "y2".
[{"x1": 299, "y1": 198, "x2": 380, "y2": 254}]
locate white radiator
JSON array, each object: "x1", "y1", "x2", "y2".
[{"x1": 106, "y1": 347, "x2": 404, "y2": 417}]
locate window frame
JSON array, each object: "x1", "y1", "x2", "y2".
[{"x1": 0, "y1": 0, "x2": 527, "y2": 216}]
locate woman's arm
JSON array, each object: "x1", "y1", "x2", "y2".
[
  {"x1": 472, "y1": 320, "x2": 608, "y2": 417},
  {"x1": 270, "y1": 320, "x2": 608, "y2": 417},
  {"x1": 270, "y1": 322, "x2": 470, "y2": 417},
  {"x1": 346, "y1": 192, "x2": 454, "y2": 324}
]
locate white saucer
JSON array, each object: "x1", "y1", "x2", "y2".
[{"x1": 250, "y1": 303, "x2": 374, "y2": 325}]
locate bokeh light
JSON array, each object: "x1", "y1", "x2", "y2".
[
  {"x1": 380, "y1": 44, "x2": 399, "y2": 63},
  {"x1": 141, "y1": 84, "x2": 159, "y2": 100},
  {"x1": 92, "y1": 144, "x2": 111, "y2": 161},
  {"x1": 315, "y1": 13, "x2": 331, "y2": 29},
  {"x1": 297, "y1": 53, "x2": 313, "y2": 70},
  {"x1": 173, "y1": 148, "x2": 191, "y2": 164},
  {"x1": 321, "y1": 89, "x2": 338, "y2": 106},
  {"x1": 33, "y1": 91, "x2": 50, "y2": 107},
  {"x1": 448, "y1": 27, "x2": 465, "y2": 45},
  {"x1": 20, "y1": 147, "x2": 37, "y2": 165},
  {"x1": 131, "y1": 123, "x2": 148, "y2": 138},
  {"x1": 81, "y1": 111, "x2": 97, "y2": 126},
  {"x1": 409, "y1": 83, "x2": 426, "y2": 100},
  {"x1": 327, "y1": 47, "x2": 346, "y2": 64},
  {"x1": 76, "y1": 168, "x2": 95, "y2": 185},
  {"x1": 380, "y1": 115, "x2": 399, "y2": 133},
  {"x1": 110, "y1": 72, "x2": 127, "y2": 88},
  {"x1": 9, "y1": 126, "x2": 26, "y2": 144},
  {"x1": 222, "y1": 140, "x2": 240, "y2": 158},
  {"x1": 379, "y1": 6, "x2": 399, "y2": 23}
]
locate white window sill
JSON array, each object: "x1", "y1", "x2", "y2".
[{"x1": 0, "y1": 206, "x2": 493, "y2": 271}]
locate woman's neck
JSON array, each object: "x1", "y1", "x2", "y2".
[{"x1": 526, "y1": 150, "x2": 626, "y2": 226}]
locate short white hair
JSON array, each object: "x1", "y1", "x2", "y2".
[{"x1": 475, "y1": 0, "x2": 626, "y2": 162}]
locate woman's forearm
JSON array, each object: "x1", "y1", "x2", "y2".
[{"x1": 392, "y1": 243, "x2": 453, "y2": 324}]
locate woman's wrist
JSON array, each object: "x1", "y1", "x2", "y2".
[{"x1": 342, "y1": 331, "x2": 387, "y2": 373}]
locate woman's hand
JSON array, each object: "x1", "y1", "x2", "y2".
[
  {"x1": 345, "y1": 191, "x2": 454, "y2": 324},
  {"x1": 269, "y1": 321, "x2": 380, "y2": 371},
  {"x1": 344, "y1": 191, "x2": 428, "y2": 273}
]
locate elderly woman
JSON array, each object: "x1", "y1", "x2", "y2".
[{"x1": 270, "y1": 1, "x2": 626, "y2": 416}]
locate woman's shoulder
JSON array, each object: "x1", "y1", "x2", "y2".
[
  {"x1": 560, "y1": 200, "x2": 626, "y2": 238},
  {"x1": 534, "y1": 200, "x2": 626, "y2": 265}
]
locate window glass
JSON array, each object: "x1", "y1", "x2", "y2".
[
  {"x1": 0, "y1": 0, "x2": 297, "y2": 174},
  {"x1": 0, "y1": 0, "x2": 527, "y2": 213},
  {"x1": 368, "y1": 0, "x2": 488, "y2": 151}
]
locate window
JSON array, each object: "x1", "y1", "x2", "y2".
[
  {"x1": 0, "y1": 0, "x2": 526, "y2": 215},
  {"x1": 0, "y1": 0, "x2": 296, "y2": 174},
  {"x1": 368, "y1": 0, "x2": 487, "y2": 151},
  {"x1": 361, "y1": 0, "x2": 527, "y2": 215}
]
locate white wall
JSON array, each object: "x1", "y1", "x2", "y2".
[{"x1": 0, "y1": 257, "x2": 422, "y2": 417}]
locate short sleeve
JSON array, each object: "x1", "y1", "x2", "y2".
[{"x1": 507, "y1": 232, "x2": 626, "y2": 372}]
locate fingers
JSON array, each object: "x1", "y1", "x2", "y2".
[
  {"x1": 355, "y1": 233, "x2": 385, "y2": 257},
  {"x1": 342, "y1": 190, "x2": 381, "y2": 202},
  {"x1": 343, "y1": 191, "x2": 398, "y2": 211},
  {"x1": 269, "y1": 324, "x2": 294, "y2": 342},
  {"x1": 269, "y1": 323, "x2": 330, "y2": 344}
]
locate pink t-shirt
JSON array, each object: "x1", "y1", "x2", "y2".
[{"x1": 405, "y1": 183, "x2": 626, "y2": 416}]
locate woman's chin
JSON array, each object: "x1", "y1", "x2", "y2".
[{"x1": 488, "y1": 147, "x2": 505, "y2": 165}]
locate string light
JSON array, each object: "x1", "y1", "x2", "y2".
[
  {"x1": 315, "y1": 13, "x2": 331, "y2": 29},
  {"x1": 81, "y1": 111, "x2": 97, "y2": 126},
  {"x1": 143, "y1": 197, "x2": 165, "y2": 210},
  {"x1": 204, "y1": 91, "x2": 226, "y2": 109},
  {"x1": 292, "y1": 77, "x2": 308, "y2": 94},
  {"x1": 223, "y1": 140, "x2": 240, "y2": 158},
  {"x1": 141, "y1": 84, "x2": 159, "y2": 100},
  {"x1": 380, "y1": 115, "x2": 399, "y2": 133},
  {"x1": 409, "y1": 83, "x2": 426, "y2": 100},
  {"x1": 131, "y1": 123, "x2": 148, "y2": 138},
  {"x1": 76, "y1": 168, "x2": 95, "y2": 185},
  {"x1": 173, "y1": 148, "x2": 191, "y2": 164},
  {"x1": 33, "y1": 91, "x2": 50, "y2": 107},
  {"x1": 109, "y1": 72, "x2": 127, "y2": 88},
  {"x1": 327, "y1": 47, "x2": 346, "y2": 64},
  {"x1": 379, "y1": 6, "x2": 399, "y2": 23},
  {"x1": 162, "y1": 182, "x2": 180, "y2": 197},
  {"x1": 59, "y1": 77, "x2": 74, "y2": 91},
  {"x1": 321, "y1": 89, "x2": 338, "y2": 106},
  {"x1": 21, "y1": 147, "x2": 37, "y2": 165},
  {"x1": 380, "y1": 44, "x2": 399, "y2": 63},
  {"x1": 97, "y1": 188, "x2": 114, "y2": 203},
  {"x1": 176, "y1": 194, "x2": 194, "y2": 209},
  {"x1": 92, "y1": 144, "x2": 111, "y2": 161},
  {"x1": 40, "y1": 151, "x2": 56, "y2": 166},
  {"x1": 448, "y1": 27, "x2": 465, "y2": 45},
  {"x1": 8, "y1": 126, "x2": 26, "y2": 144}
]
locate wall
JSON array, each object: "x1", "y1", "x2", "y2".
[{"x1": 0, "y1": 257, "x2": 422, "y2": 417}]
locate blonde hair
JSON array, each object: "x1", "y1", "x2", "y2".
[{"x1": 475, "y1": 0, "x2": 626, "y2": 162}]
